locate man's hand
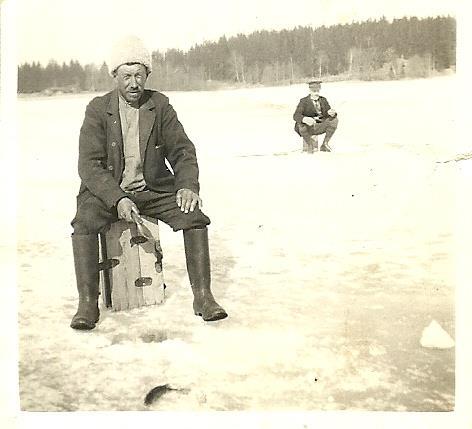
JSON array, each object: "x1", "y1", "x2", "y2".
[
  {"x1": 327, "y1": 108, "x2": 336, "y2": 117},
  {"x1": 117, "y1": 197, "x2": 142, "y2": 223},
  {"x1": 302, "y1": 116, "x2": 316, "y2": 126},
  {"x1": 176, "y1": 188, "x2": 202, "y2": 214}
]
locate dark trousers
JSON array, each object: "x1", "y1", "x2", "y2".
[
  {"x1": 298, "y1": 117, "x2": 338, "y2": 151},
  {"x1": 71, "y1": 189, "x2": 211, "y2": 235}
]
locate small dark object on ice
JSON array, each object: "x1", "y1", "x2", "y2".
[
  {"x1": 144, "y1": 384, "x2": 190, "y2": 406},
  {"x1": 144, "y1": 384, "x2": 174, "y2": 405}
]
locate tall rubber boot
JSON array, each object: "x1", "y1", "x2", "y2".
[
  {"x1": 70, "y1": 234, "x2": 100, "y2": 330},
  {"x1": 183, "y1": 227, "x2": 228, "y2": 321}
]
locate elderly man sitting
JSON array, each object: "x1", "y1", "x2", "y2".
[
  {"x1": 293, "y1": 79, "x2": 338, "y2": 153},
  {"x1": 69, "y1": 36, "x2": 227, "y2": 330}
]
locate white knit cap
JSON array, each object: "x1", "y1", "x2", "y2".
[{"x1": 108, "y1": 35, "x2": 152, "y2": 76}]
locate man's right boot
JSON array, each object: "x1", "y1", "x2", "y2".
[{"x1": 70, "y1": 234, "x2": 100, "y2": 330}]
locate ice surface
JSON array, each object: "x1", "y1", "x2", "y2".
[{"x1": 16, "y1": 76, "x2": 458, "y2": 411}]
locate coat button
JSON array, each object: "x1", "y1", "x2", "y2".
[
  {"x1": 108, "y1": 165, "x2": 114, "y2": 171},
  {"x1": 111, "y1": 142, "x2": 116, "y2": 147}
]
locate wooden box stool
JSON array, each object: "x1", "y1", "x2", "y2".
[{"x1": 98, "y1": 216, "x2": 165, "y2": 311}]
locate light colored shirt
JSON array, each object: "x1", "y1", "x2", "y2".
[
  {"x1": 310, "y1": 96, "x2": 321, "y2": 114},
  {"x1": 118, "y1": 95, "x2": 146, "y2": 192}
]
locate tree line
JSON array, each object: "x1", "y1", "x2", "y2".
[
  {"x1": 18, "y1": 15, "x2": 455, "y2": 94},
  {"x1": 18, "y1": 60, "x2": 113, "y2": 94}
]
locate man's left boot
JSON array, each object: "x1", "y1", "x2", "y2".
[
  {"x1": 183, "y1": 227, "x2": 228, "y2": 321},
  {"x1": 320, "y1": 143, "x2": 331, "y2": 152}
]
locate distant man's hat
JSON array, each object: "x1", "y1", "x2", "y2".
[
  {"x1": 108, "y1": 35, "x2": 152, "y2": 76},
  {"x1": 308, "y1": 79, "x2": 322, "y2": 86}
]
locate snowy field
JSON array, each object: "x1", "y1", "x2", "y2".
[{"x1": 16, "y1": 76, "x2": 461, "y2": 412}]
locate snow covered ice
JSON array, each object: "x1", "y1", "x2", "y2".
[{"x1": 16, "y1": 76, "x2": 458, "y2": 411}]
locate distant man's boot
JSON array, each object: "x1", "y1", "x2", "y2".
[
  {"x1": 70, "y1": 234, "x2": 100, "y2": 330},
  {"x1": 320, "y1": 142, "x2": 331, "y2": 152},
  {"x1": 183, "y1": 227, "x2": 228, "y2": 322},
  {"x1": 320, "y1": 118, "x2": 337, "y2": 152}
]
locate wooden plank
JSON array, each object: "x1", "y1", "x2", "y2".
[
  {"x1": 142, "y1": 218, "x2": 165, "y2": 305},
  {"x1": 119, "y1": 224, "x2": 139, "y2": 310},
  {"x1": 139, "y1": 240, "x2": 163, "y2": 305},
  {"x1": 99, "y1": 217, "x2": 165, "y2": 311},
  {"x1": 129, "y1": 222, "x2": 146, "y2": 307},
  {"x1": 131, "y1": 224, "x2": 146, "y2": 307},
  {"x1": 108, "y1": 221, "x2": 129, "y2": 311}
]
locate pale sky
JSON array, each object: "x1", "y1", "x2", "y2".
[{"x1": 17, "y1": 0, "x2": 457, "y2": 65}]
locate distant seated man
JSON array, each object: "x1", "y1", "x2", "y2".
[{"x1": 293, "y1": 79, "x2": 338, "y2": 153}]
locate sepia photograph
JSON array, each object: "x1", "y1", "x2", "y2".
[{"x1": 2, "y1": 0, "x2": 472, "y2": 427}]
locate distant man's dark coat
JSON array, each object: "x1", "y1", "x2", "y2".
[
  {"x1": 293, "y1": 95, "x2": 333, "y2": 136},
  {"x1": 76, "y1": 89, "x2": 200, "y2": 209}
]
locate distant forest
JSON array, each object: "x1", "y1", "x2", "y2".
[{"x1": 18, "y1": 15, "x2": 455, "y2": 94}]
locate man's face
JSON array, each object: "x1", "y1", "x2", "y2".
[
  {"x1": 114, "y1": 63, "x2": 148, "y2": 104},
  {"x1": 309, "y1": 84, "x2": 321, "y2": 98}
]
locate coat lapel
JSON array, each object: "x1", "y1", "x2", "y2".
[
  {"x1": 106, "y1": 89, "x2": 123, "y2": 150},
  {"x1": 139, "y1": 92, "x2": 156, "y2": 161}
]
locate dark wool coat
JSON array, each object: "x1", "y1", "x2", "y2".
[
  {"x1": 76, "y1": 89, "x2": 200, "y2": 209},
  {"x1": 293, "y1": 95, "x2": 333, "y2": 136}
]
